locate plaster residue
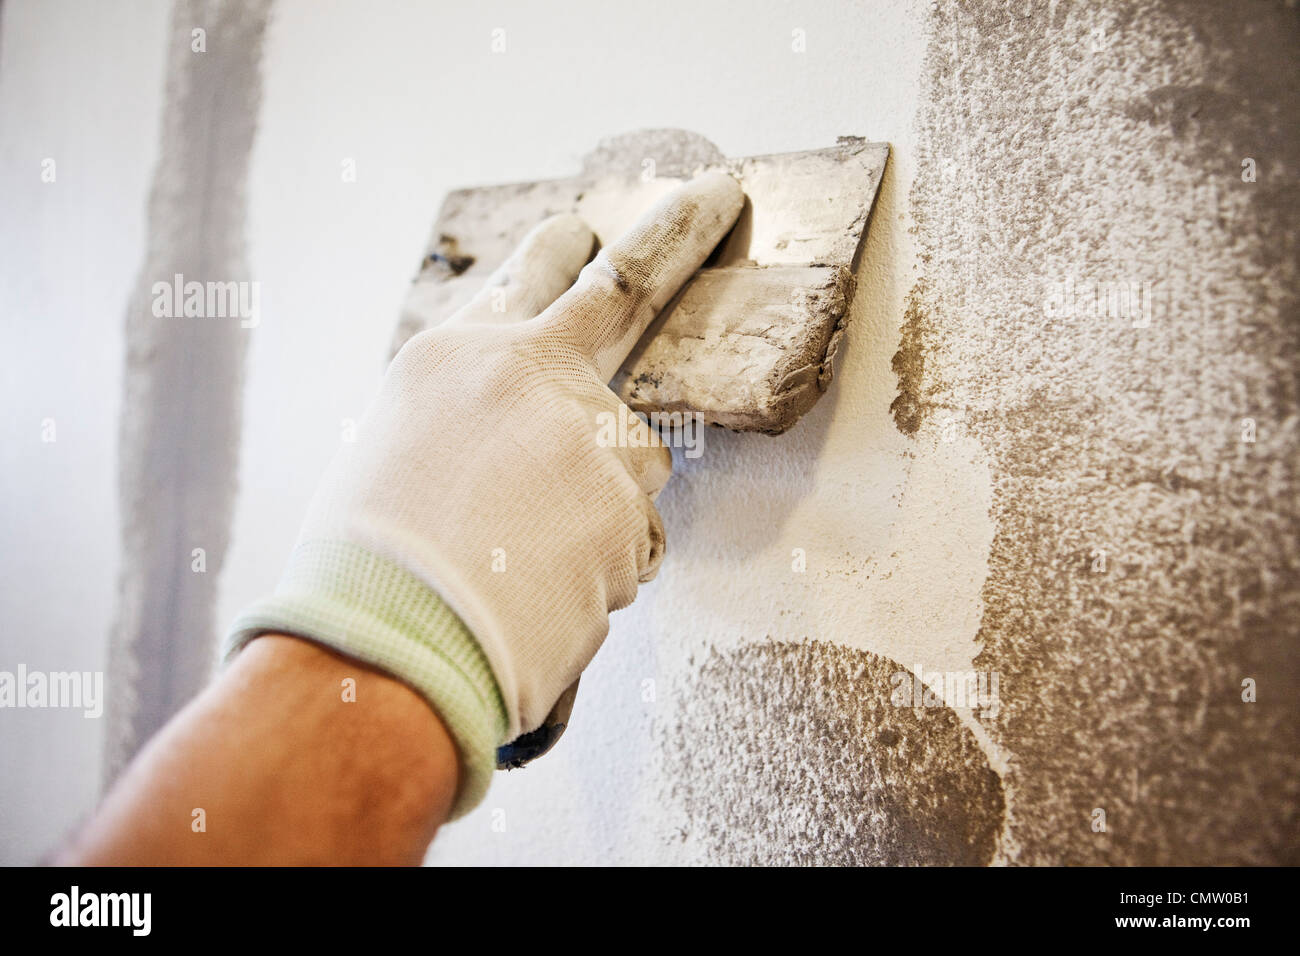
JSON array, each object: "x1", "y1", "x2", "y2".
[
  {"x1": 889, "y1": 283, "x2": 941, "y2": 436},
  {"x1": 662, "y1": 642, "x2": 1004, "y2": 865},
  {"x1": 906, "y1": 0, "x2": 1299, "y2": 863},
  {"x1": 104, "y1": 0, "x2": 271, "y2": 783}
]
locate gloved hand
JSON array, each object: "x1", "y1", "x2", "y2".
[{"x1": 224, "y1": 172, "x2": 744, "y2": 817}]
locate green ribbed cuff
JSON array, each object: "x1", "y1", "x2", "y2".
[{"x1": 222, "y1": 540, "x2": 507, "y2": 820}]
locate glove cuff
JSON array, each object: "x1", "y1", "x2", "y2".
[{"x1": 221, "y1": 539, "x2": 508, "y2": 820}]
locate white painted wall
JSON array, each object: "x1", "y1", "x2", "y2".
[{"x1": 0, "y1": 0, "x2": 170, "y2": 863}]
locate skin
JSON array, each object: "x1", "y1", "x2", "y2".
[{"x1": 58, "y1": 635, "x2": 458, "y2": 866}]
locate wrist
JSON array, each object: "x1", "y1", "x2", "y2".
[{"x1": 223, "y1": 539, "x2": 508, "y2": 818}]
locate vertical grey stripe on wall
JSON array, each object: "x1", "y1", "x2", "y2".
[{"x1": 104, "y1": 0, "x2": 273, "y2": 785}]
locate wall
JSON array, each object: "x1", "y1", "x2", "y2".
[
  {"x1": 2, "y1": 0, "x2": 1294, "y2": 865},
  {"x1": 0, "y1": 0, "x2": 169, "y2": 863}
]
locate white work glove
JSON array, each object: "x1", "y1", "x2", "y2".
[{"x1": 225, "y1": 172, "x2": 744, "y2": 816}]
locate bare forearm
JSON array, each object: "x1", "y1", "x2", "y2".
[{"x1": 59, "y1": 635, "x2": 459, "y2": 865}]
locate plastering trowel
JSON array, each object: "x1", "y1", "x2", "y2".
[
  {"x1": 391, "y1": 129, "x2": 889, "y2": 764},
  {"x1": 394, "y1": 129, "x2": 889, "y2": 435}
]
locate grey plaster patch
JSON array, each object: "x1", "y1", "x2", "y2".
[
  {"x1": 660, "y1": 641, "x2": 1004, "y2": 865},
  {"x1": 889, "y1": 282, "x2": 943, "y2": 436},
  {"x1": 907, "y1": 0, "x2": 1299, "y2": 863},
  {"x1": 104, "y1": 0, "x2": 272, "y2": 783}
]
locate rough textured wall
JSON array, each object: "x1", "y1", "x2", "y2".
[
  {"x1": 903, "y1": 0, "x2": 1299, "y2": 865},
  {"x1": 663, "y1": 642, "x2": 1006, "y2": 865}
]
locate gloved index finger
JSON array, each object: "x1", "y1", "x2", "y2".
[{"x1": 535, "y1": 171, "x2": 745, "y2": 382}]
